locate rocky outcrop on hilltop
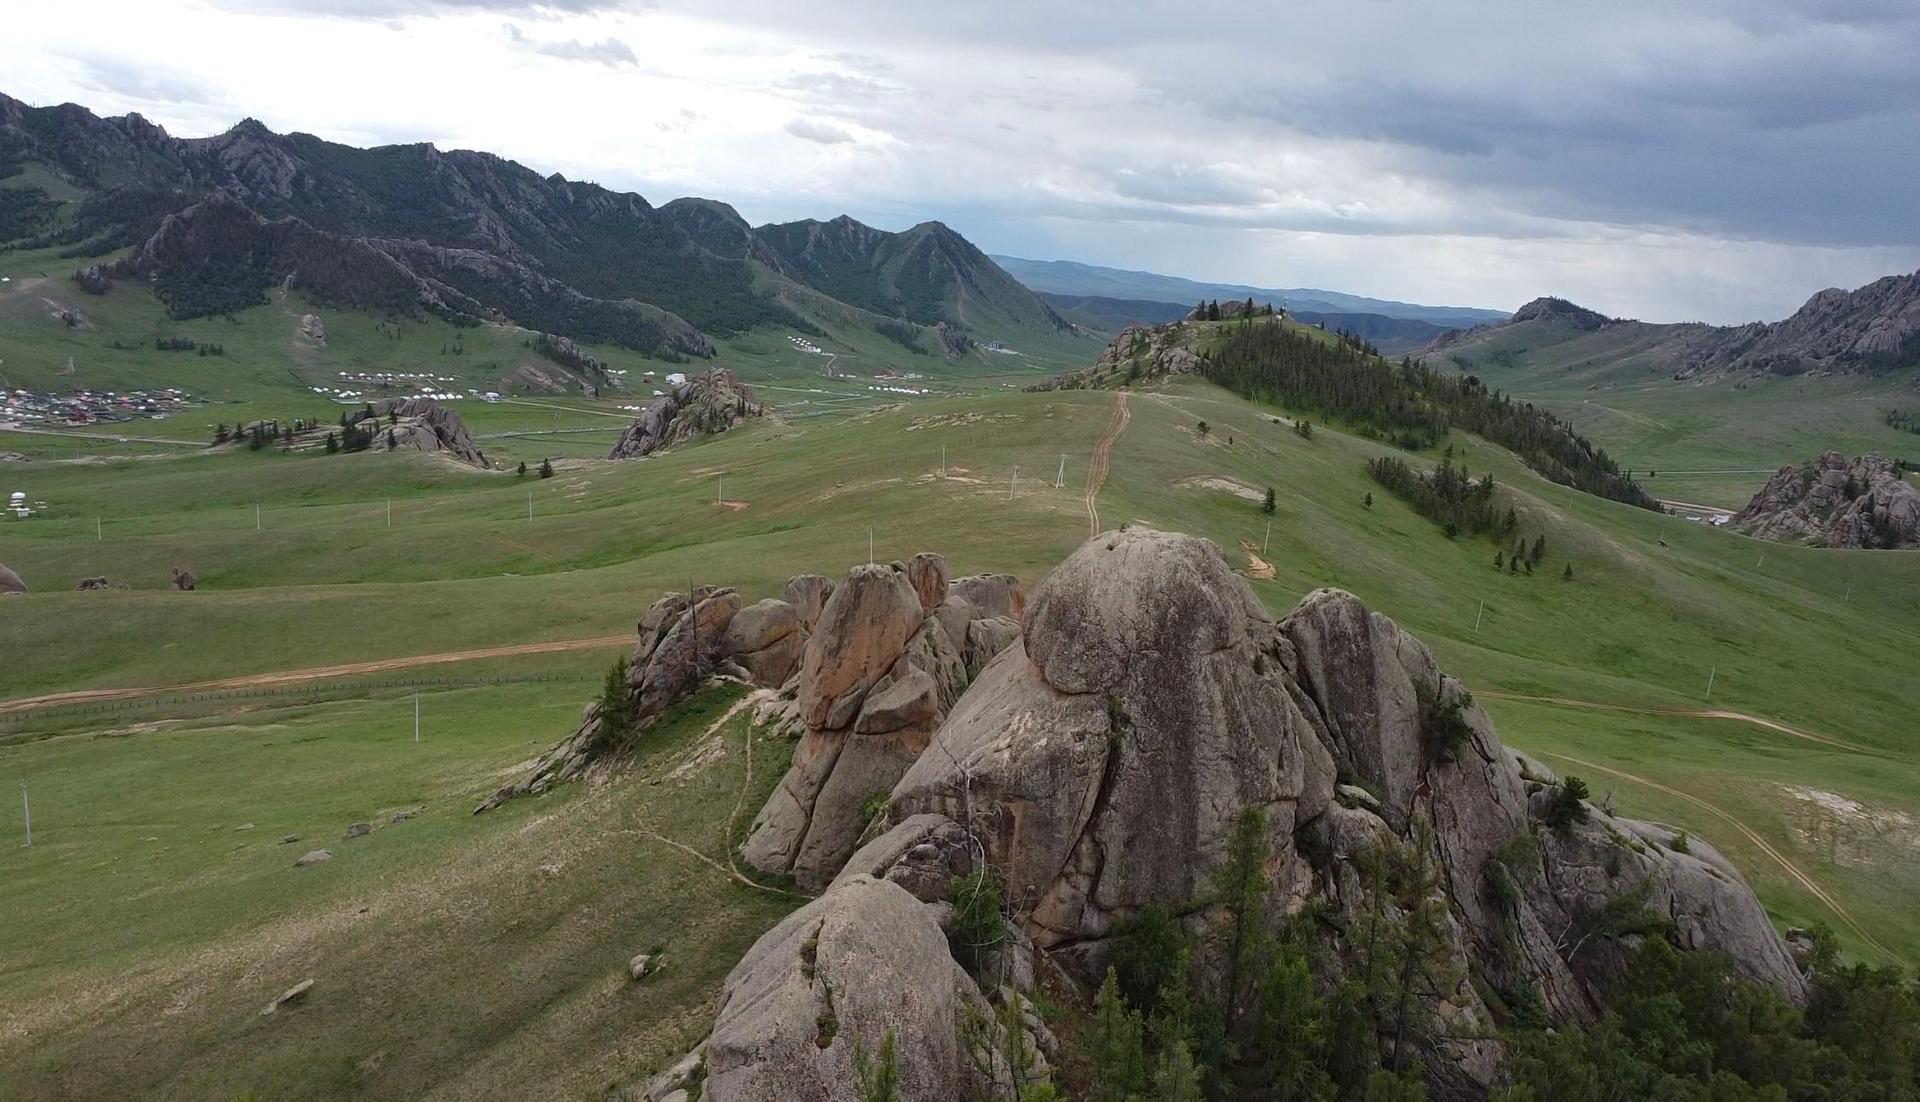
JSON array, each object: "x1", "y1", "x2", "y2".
[
  {"x1": 1028, "y1": 322, "x2": 1203, "y2": 391},
  {"x1": 638, "y1": 527, "x2": 1804, "y2": 1101},
  {"x1": 1732, "y1": 451, "x2": 1920, "y2": 548},
  {"x1": 477, "y1": 553, "x2": 1021, "y2": 819},
  {"x1": 1696, "y1": 271, "x2": 1920, "y2": 376},
  {"x1": 607, "y1": 369, "x2": 763, "y2": 459},
  {"x1": 346, "y1": 398, "x2": 492, "y2": 469}
]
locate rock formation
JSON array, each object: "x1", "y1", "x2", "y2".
[
  {"x1": 607, "y1": 369, "x2": 762, "y2": 459},
  {"x1": 1030, "y1": 322, "x2": 1203, "y2": 390},
  {"x1": 170, "y1": 567, "x2": 196, "y2": 591},
  {"x1": 645, "y1": 528, "x2": 1804, "y2": 1101},
  {"x1": 0, "y1": 563, "x2": 25, "y2": 595},
  {"x1": 345, "y1": 398, "x2": 492, "y2": 469},
  {"x1": 1732, "y1": 452, "x2": 1920, "y2": 548},
  {"x1": 298, "y1": 312, "x2": 326, "y2": 345},
  {"x1": 476, "y1": 554, "x2": 1020, "y2": 822}
]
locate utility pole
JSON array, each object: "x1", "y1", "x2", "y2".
[
  {"x1": 1010, "y1": 465, "x2": 1018, "y2": 499},
  {"x1": 413, "y1": 692, "x2": 420, "y2": 743},
  {"x1": 941, "y1": 445, "x2": 946, "y2": 478},
  {"x1": 1474, "y1": 599, "x2": 1485, "y2": 632},
  {"x1": 1263, "y1": 519, "x2": 1272, "y2": 554},
  {"x1": 96, "y1": 517, "x2": 101, "y2": 542},
  {"x1": 255, "y1": 504, "x2": 261, "y2": 531},
  {"x1": 527, "y1": 489, "x2": 533, "y2": 522},
  {"x1": 1704, "y1": 666, "x2": 1716, "y2": 702},
  {"x1": 868, "y1": 528, "x2": 874, "y2": 565},
  {"x1": 19, "y1": 783, "x2": 29, "y2": 847},
  {"x1": 387, "y1": 499, "x2": 392, "y2": 528},
  {"x1": 717, "y1": 476, "x2": 723, "y2": 504},
  {"x1": 1055, "y1": 454, "x2": 1066, "y2": 488}
]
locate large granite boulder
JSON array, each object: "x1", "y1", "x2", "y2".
[
  {"x1": 699, "y1": 875, "x2": 994, "y2": 1102},
  {"x1": 0, "y1": 563, "x2": 24, "y2": 595}
]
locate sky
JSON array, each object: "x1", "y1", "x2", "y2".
[{"x1": 5, "y1": 0, "x2": 1919, "y2": 323}]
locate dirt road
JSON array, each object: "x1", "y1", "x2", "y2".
[
  {"x1": 0, "y1": 635, "x2": 633, "y2": 716},
  {"x1": 1477, "y1": 690, "x2": 1865, "y2": 753},
  {"x1": 1085, "y1": 391, "x2": 1130, "y2": 536}
]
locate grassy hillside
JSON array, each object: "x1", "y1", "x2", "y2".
[
  {"x1": 3, "y1": 371, "x2": 1917, "y2": 1096},
  {"x1": 1433, "y1": 317, "x2": 1920, "y2": 507}
]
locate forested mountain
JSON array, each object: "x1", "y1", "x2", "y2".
[{"x1": 0, "y1": 92, "x2": 1071, "y2": 359}]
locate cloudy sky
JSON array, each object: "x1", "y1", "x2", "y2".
[{"x1": 6, "y1": 0, "x2": 1918, "y2": 322}]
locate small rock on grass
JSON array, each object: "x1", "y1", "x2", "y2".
[
  {"x1": 343, "y1": 822, "x2": 371, "y2": 839},
  {"x1": 261, "y1": 979, "x2": 314, "y2": 1016},
  {"x1": 280, "y1": 834, "x2": 301, "y2": 845},
  {"x1": 629, "y1": 952, "x2": 658, "y2": 981},
  {"x1": 295, "y1": 849, "x2": 332, "y2": 867}
]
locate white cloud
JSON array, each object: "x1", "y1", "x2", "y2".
[{"x1": 1, "y1": 0, "x2": 1915, "y2": 322}]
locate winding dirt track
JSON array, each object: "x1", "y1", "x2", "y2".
[
  {"x1": 1477, "y1": 691, "x2": 1865, "y2": 753},
  {"x1": 1085, "y1": 391, "x2": 1131, "y2": 536},
  {"x1": 1538, "y1": 751, "x2": 1897, "y2": 964},
  {"x1": 0, "y1": 635, "x2": 633, "y2": 716}
]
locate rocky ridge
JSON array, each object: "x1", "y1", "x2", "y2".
[
  {"x1": 627, "y1": 527, "x2": 1804, "y2": 1101},
  {"x1": 345, "y1": 398, "x2": 493, "y2": 469},
  {"x1": 1732, "y1": 451, "x2": 1920, "y2": 548},
  {"x1": 1028, "y1": 322, "x2": 1203, "y2": 391},
  {"x1": 607, "y1": 369, "x2": 764, "y2": 460}
]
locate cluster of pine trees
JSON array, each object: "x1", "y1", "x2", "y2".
[
  {"x1": 1200, "y1": 319, "x2": 1655, "y2": 509},
  {"x1": 1367, "y1": 455, "x2": 1518, "y2": 540},
  {"x1": 1887, "y1": 408, "x2": 1919, "y2": 436}
]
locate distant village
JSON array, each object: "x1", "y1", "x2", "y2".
[{"x1": 2, "y1": 386, "x2": 195, "y2": 426}]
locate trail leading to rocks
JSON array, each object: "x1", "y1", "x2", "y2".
[
  {"x1": 1085, "y1": 391, "x2": 1130, "y2": 536},
  {"x1": 1540, "y1": 751, "x2": 1898, "y2": 964}
]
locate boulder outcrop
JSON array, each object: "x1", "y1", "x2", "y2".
[
  {"x1": 740, "y1": 555, "x2": 1024, "y2": 888},
  {"x1": 0, "y1": 563, "x2": 25, "y2": 595},
  {"x1": 607, "y1": 368, "x2": 762, "y2": 459},
  {"x1": 1732, "y1": 451, "x2": 1919, "y2": 548},
  {"x1": 1029, "y1": 323, "x2": 1203, "y2": 390},
  {"x1": 345, "y1": 398, "x2": 492, "y2": 469},
  {"x1": 690, "y1": 527, "x2": 1805, "y2": 1100}
]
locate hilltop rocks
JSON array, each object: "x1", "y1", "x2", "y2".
[
  {"x1": 0, "y1": 564, "x2": 25, "y2": 594},
  {"x1": 741, "y1": 554, "x2": 1023, "y2": 888},
  {"x1": 702, "y1": 527, "x2": 1805, "y2": 1099},
  {"x1": 608, "y1": 368, "x2": 762, "y2": 459},
  {"x1": 298, "y1": 312, "x2": 326, "y2": 345},
  {"x1": 170, "y1": 567, "x2": 196, "y2": 591},
  {"x1": 1732, "y1": 452, "x2": 1920, "y2": 548},
  {"x1": 1033, "y1": 323, "x2": 1204, "y2": 390},
  {"x1": 345, "y1": 398, "x2": 491, "y2": 469}
]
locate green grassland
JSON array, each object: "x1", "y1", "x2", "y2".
[
  {"x1": 3, "y1": 353, "x2": 1918, "y2": 1095},
  {"x1": 1433, "y1": 321, "x2": 1920, "y2": 508}
]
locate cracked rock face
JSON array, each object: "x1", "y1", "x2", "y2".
[{"x1": 741, "y1": 555, "x2": 1024, "y2": 889}]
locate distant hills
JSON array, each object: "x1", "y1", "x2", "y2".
[
  {"x1": 993, "y1": 255, "x2": 1509, "y2": 327},
  {"x1": 0, "y1": 92, "x2": 1073, "y2": 362},
  {"x1": 1430, "y1": 274, "x2": 1920, "y2": 379}
]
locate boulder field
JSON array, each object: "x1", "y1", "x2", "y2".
[{"x1": 508, "y1": 528, "x2": 1802, "y2": 1101}]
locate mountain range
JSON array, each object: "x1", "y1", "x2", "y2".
[
  {"x1": 991, "y1": 254, "x2": 1510, "y2": 327},
  {"x1": 0, "y1": 92, "x2": 1072, "y2": 362},
  {"x1": 1429, "y1": 275, "x2": 1920, "y2": 379}
]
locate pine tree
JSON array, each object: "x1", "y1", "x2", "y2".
[
  {"x1": 517, "y1": 460, "x2": 527, "y2": 477},
  {"x1": 1494, "y1": 551, "x2": 1504, "y2": 570},
  {"x1": 1151, "y1": 1039, "x2": 1203, "y2": 1102},
  {"x1": 539, "y1": 458, "x2": 554, "y2": 479},
  {"x1": 213, "y1": 422, "x2": 230, "y2": 445},
  {"x1": 324, "y1": 432, "x2": 338, "y2": 454},
  {"x1": 1530, "y1": 535, "x2": 1546, "y2": 565},
  {"x1": 1563, "y1": 561, "x2": 1574, "y2": 580},
  {"x1": 1214, "y1": 807, "x2": 1270, "y2": 1037},
  {"x1": 853, "y1": 1028, "x2": 902, "y2": 1102},
  {"x1": 1364, "y1": 492, "x2": 1373, "y2": 509},
  {"x1": 1089, "y1": 970, "x2": 1147, "y2": 1102},
  {"x1": 1508, "y1": 556, "x2": 1519, "y2": 575},
  {"x1": 1263, "y1": 488, "x2": 1277, "y2": 514}
]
